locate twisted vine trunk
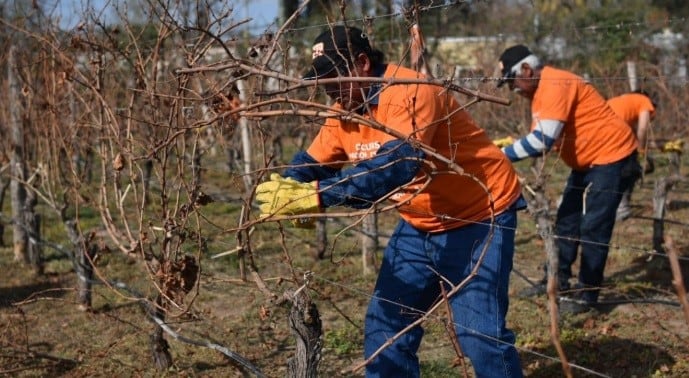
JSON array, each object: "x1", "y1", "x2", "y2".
[
  {"x1": 64, "y1": 220, "x2": 95, "y2": 310},
  {"x1": 287, "y1": 292, "x2": 322, "y2": 378},
  {"x1": 525, "y1": 177, "x2": 572, "y2": 378},
  {"x1": 150, "y1": 295, "x2": 172, "y2": 370},
  {"x1": 25, "y1": 188, "x2": 43, "y2": 275}
]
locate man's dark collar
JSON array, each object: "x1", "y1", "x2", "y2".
[{"x1": 356, "y1": 64, "x2": 386, "y2": 114}]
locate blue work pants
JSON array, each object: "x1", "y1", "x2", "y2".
[
  {"x1": 363, "y1": 205, "x2": 523, "y2": 378},
  {"x1": 556, "y1": 153, "x2": 636, "y2": 303}
]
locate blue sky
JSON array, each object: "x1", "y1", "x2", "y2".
[{"x1": 56, "y1": 0, "x2": 280, "y2": 31}]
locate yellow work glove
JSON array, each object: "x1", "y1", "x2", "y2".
[
  {"x1": 255, "y1": 173, "x2": 320, "y2": 221},
  {"x1": 662, "y1": 139, "x2": 684, "y2": 154},
  {"x1": 493, "y1": 136, "x2": 514, "y2": 148}
]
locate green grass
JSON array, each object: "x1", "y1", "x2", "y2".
[{"x1": 324, "y1": 324, "x2": 361, "y2": 355}]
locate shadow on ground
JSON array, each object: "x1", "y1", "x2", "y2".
[
  {"x1": 0, "y1": 273, "x2": 76, "y2": 376},
  {"x1": 0, "y1": 273, "x2": 68, "y2": 308},
  {"x1": 522, "y1": 335, "x2": 674, "y2": 377},
  {"x1": 606, "y1": 241, "x2": 689, "y2": 298}
]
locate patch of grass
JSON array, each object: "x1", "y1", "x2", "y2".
[
  {"x1": 324, "y1": 324, "x2": 361, "y2": 355},
  {"x1": 420, "y1": 359, "x2": 462, "y2": 377}
]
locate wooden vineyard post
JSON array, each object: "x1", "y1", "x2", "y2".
[
  {"x1": 9, "y1": 45, "x2": 29, "y2": 263},
  {"x1": 652, "y1": 147, "x2": 682, "y2": 253}
]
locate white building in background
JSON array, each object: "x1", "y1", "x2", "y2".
[
  {"x1": 425, "y1": 29, "x2": 687, "y2": 88},
  {"x1": 422, "y1": 35, "x2": 518, "y2": 89},
  {"x1": 646, "y1": 28, "x2": 686, "y2": 85},
  {"x1": 424, "y1": 34, "x2": 569, "y2": 89}
]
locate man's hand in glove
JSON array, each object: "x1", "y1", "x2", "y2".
[
  {"x1": 493, "y1": 136, "x2": 514, "y2": 148},
  {"x1": 255, "y1": 173, "x2": 320, "y2": 219}
]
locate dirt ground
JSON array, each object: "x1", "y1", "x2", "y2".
[{"x1": 1, "y1": 161, "x2": 689, "y2": 377}]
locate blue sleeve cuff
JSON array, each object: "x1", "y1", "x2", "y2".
[
  {"x1": 318, "y1": 140, "x2": 425, "y2": 208},
  {"x1": 283, "y1": 151, "x2": 339, "y2": 182}
]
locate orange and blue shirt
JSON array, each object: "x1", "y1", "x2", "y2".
[
  {"x1": 285, "y1": 64, "x2": 522, "y2": 232},
  {"x1": 502, "y1": 66, "x2": 637, "y2": 170}
]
